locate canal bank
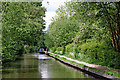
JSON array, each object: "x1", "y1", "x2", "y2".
[{"x1": 47, "y1": 52, "x2": 120, "y2": 80}]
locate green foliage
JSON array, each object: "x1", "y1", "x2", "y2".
[
  {"x1": 79, "y1": 41, "x2": 98, "y2": 59},
  {"x1": 51, "y1": 47, "x2": 57, "y2": 53},
  {"x1": 79, "y1": 41, "x2": 120, "y2": 69},
  {"x1": 73, "y1": 46, "x2": 79, "y2": 59},
  {"x1": 44, "y1": 33, "x2": 54, "y2": 48},
  {"x1": 48, "y1": 4, "x2": 79, "y2": 47},
  {"x1": 56, "y1": 47, "x2": 63, "y2": 51},
  {"x1": 46, "y1": 1, "x2": 120, "y2": 70},
  {"x1": 65, "y1": 43, "x2": 74, "y2": 54},
  {"x1": 24, "y1": 45, "x2": 34, "y2": 54},
  {"x1": 62, "y1": 46, "x2": 65, "y2": 55},
  {"x1": 2, "y1": 2, "x2": 45, "y2": 63}
]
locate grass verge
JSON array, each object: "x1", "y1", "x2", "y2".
[{"x1": 48, "y1": 52, "x2": 120, "y2": 78}]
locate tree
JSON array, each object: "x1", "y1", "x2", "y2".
[
  {"x1": 2, "y1": 2, "x2": 46, "y2": 62},
  {"x1": 68, "y1": 2, "x2": 120, "y2": 52},
  {"x1": 48, "y1": 4, "x2": 80, "y2": 54},
  {"x1": 44, "y1": 32, "x2": 54, "y2": 48}
]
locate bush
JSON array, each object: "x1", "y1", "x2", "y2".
[
  {"x1": 65, "y1": 43, "x2": 74, "y2": 55},
  {"x1": 56, "y1": 47, "x2": 63, "y2": 51},
  {"x1": 51, "y1": 47, "x2": 57, "y2": 53},
  {"x1": 62, "y1": 46, "x2": 65, "y2": 55},
  {"x1": 73, "y1": 47, "x2": 79, "y2": 59},
  {"x1": 79, "y1": 41, "x2": 104, "y2": 60},
  {"x1": 2, "y1": 46, "x2": 18, "y2": 63},
  {"x1": 24, "y1": 46, "x2": 30, "y2": 54},
  {"x1": 79, "y1": 41, "x2": 120, "y2": 69}
]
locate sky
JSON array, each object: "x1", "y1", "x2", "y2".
[{"x1": 42, "y1": 0, "x2": 71, "y2": 31}]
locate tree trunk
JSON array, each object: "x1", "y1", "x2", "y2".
[
  {"x1": 115, "y1": 22, "x2": 120, "y2": 51},
  {"x1": 109, "y1": 20, "x2": 116, "y2": 50},
  {"x1": 115, "y1": 2, "x2": 120, "y2": 52},
  {"x1": 102, "y1": 2, "x2": 120, "y2": 52}
]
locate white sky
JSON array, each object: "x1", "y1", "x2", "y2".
[{"x1": 42, "y1": 0, "x2": 71, "y2": 31}]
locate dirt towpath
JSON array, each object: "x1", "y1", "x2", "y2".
[{"x1": 49, "y1": 52, "x2": 120, "y2": 73}]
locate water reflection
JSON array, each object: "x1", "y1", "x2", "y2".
[
  {"x1": 31, "y1": 53, "x2": 51, "y2": 60},
  {"x1": 2, "y1": 53, "x2": 95, "y2": 78}
]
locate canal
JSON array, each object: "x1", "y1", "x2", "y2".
[{"x1": 2, "y1": 53, "x2": 98, "y2": 79}]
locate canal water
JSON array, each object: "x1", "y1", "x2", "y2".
[{"x1": 2, "y1": 53, "x2": 96, "y2": 79}]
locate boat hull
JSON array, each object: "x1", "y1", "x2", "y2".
[{"x1": 39, "y1": 52, "x2": 45, "y2": 54}]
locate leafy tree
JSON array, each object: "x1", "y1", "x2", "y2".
[
  {"x1": 44, "y1": 32, "x2": 54, "y2": 49},
  {"x1": 49, "y1": 18, "x2": 79, "y2": 47},
  {"x1": 45, "y1": 1, "x2": 120, "y2": 69},
  {"x1": 2, "y1": 2, "x2": 45, "y2": 62},
  {"x1": 71, "y1": 2, "x2": 120, "y2": 52}
]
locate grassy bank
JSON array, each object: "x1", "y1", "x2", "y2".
[
  {"x1": 50, "y1": 41, "x2": 120, "y2": 69},
  {"x1": 48, "y1": 52, "x2": 120, "y2": 78}
]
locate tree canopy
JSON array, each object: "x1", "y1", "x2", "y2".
[
  {"x1": 46, "y1": 1, "x2": 120, "y2": 69},
  {"x1": 2, "y1": 2, "x2": 46, "y2": 62}
]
